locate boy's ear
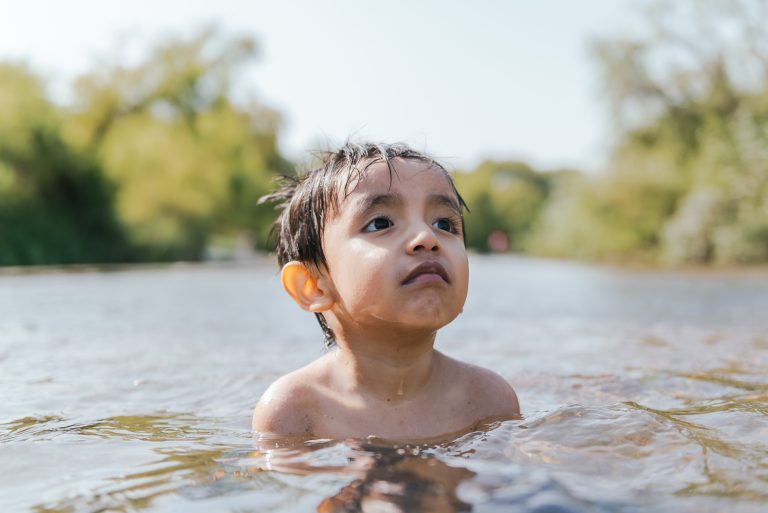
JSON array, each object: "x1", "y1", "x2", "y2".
[{"x1": 281, "y1": 261, "x2": 335, "y2": 312}]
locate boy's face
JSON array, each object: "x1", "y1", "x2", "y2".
[{"x1": 320, "y1": 158, "x2": 469, "y2": 338}]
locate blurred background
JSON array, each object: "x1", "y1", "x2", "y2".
[{"x1": 1, "y1": 0, "x2": 767, "y2": 267}]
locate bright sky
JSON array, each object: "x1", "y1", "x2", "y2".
[{"x1": 0, "y1": 0, "x2": 645, "y2": 170}]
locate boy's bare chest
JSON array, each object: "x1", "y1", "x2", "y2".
[{"x1": 309, "y1": 385, "x2": 480, "y2": 440}]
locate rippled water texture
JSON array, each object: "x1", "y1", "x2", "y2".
[{"x1": 1, "y1": 256, "x2": 767, "y2": 512}]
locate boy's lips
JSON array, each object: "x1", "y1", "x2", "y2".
[{"x1": 402, "y1": 261, "x2": 450, "y2": 285}]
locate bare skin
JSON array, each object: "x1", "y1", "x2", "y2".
[
  {"x1": 252, "y1": 158, "x2": 519, "y2": 440},
  {"x1": 253, "y1": 348, "x2": 518, "y2": 439}
]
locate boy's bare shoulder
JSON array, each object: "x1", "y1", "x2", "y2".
[
  {"x1": 439, "y1": 352, "x2": 520, "y2": 418},
  {"x1": 251, "y1": 361, "x2": 325, "y2": 435}
]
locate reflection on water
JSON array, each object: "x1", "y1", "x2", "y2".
[
  {"x1": 311, "y1": 444, "x2": 475, "y2": 513},
  {"x1": 1, "y1": 257, "x2": 767, "y2": 512},
  {"x1": 1, "y1": 412, "x2": 218, "y2": 443},
  {"x1": 2, "y1": 398, "x2": 767, "y2": 512}
]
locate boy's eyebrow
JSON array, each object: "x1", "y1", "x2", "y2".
[
  {"x1": 428, "y1": 193, "x2": 461, "y2": 214},
  {"x1": 352, "y1": 192, "x2": 461, "y2": 217},
  {"x1": 354, "y1": 193, "x2": 404, "y2": 216}
]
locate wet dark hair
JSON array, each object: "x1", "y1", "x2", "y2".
[{"x1": 259, "y1": 142, "x2": 468, "y2": 348}]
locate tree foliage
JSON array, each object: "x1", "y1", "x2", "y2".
[
  {"x1": 453, "y1": 161, "x2": 563, "y2": 252},
  {"x1": 0, "y1": 30, "x2": 291, "y2": 265},
  {"x1": 68, "y1": 29, "x2": 291, "y2": 259},
  {"x1": 530, "y1": 0, "x2": 768, "y2": 264},
  {"x1": 0, "y1": 65, "x2": 129, "y2": 265}
]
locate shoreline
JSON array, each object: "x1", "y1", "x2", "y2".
[{"x1": 2, "y1": 252, "x2": 768, "y2": 278}]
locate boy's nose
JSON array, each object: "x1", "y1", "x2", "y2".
[{"x1": 406, "y1": 225, "x2": 440, "y2": 254}]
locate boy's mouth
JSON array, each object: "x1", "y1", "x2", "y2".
[{"x1": 402, "y1": 261, "x2": 450, "y2": 285}]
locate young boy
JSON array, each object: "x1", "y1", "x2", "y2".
[{"x1": 253, "y1": 142, "x2": 519, "y2": 440}]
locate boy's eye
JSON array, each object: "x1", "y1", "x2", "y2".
[
  {"x1": 433, "y1": 218, "x2": 456, "y2": 233},
  {"x1": 363, "y1": 217, "x2": 393, "y2": 232}
]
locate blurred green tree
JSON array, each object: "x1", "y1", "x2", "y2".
[
  {"x1": 530, "y1": 0, "x2": 768, "y2": 264},
  {"x1": 454, "y1": 161, "x2": 563, "y2": 252},
  {"x1": 66, "y1": 28, "x2": 291, "y2": 260},
  {"x1": 0, "y1": 64, "x2": 129, "y2": 265}
]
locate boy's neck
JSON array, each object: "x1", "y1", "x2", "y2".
[{"x1": 332, "y1": 331, "x2": 438, "y2": 403}]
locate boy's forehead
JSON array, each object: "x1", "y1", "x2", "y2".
[{"x1": 339, "y1": 158, "x2": 455, "y2": 204}]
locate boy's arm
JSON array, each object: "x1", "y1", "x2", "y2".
[
  {"x1": 251, "y1": 377, "x2": 314, "y2": 435},
  {"x1": 469, "y1": 366, "x2": 520, "y2": 418}
]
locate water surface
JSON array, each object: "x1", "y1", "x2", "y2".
[{"x1": 1, "y1": 256, "x2": 766, "y2": 512}]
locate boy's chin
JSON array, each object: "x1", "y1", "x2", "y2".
[
  {"x1": 347, "y1": 298, "x2": 464, "y2": 334},
  {"x1": 400, "y1": 296, "x2": 463, "y2": 322},
  {"x1": 382, "y1": 308, "x2": 460, "y2": 334}
]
